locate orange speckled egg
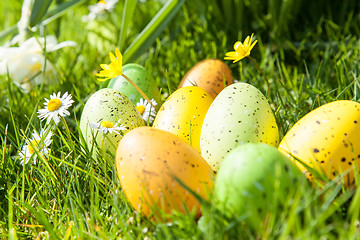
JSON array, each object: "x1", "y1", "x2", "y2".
[
  {"x1": 279, "y1": 100, "x2": 360, "y2": 187},
  {"x1": 153, "y1": 86, "x2": 213, "y2": 153},
  {"x1": 178, "y1": 59, "x2": 234, "y2": 99},
  {"x1": 116, "y1": 127, "x2": 214, "y2": 219}
]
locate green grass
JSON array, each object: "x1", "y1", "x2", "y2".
[{"x1": 1, "y1": 0, "x2": 360, "y2": 239}]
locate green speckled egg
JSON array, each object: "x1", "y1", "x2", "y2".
[
  {"x1": 200, "y1": 82, "x2": 279, "y2": 171},
  {"x1": 279, "y1": 100, "x2": 360, "y2": 187},
  {"x1": 107, "y1": 63, "x2": 161, "y2": 105},
  {"x1": 214, "y1": 143, "x2": 305, "y2": 230},
  {"x1": 80, "y1": 88, "x2": 145, "y2": 156},
  {"x1": 153, "y1": 86, "x2": 213, "y2": 153}
]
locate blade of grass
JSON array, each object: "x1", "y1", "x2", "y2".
[
  {"x1": 22, "y1": 201, "x2": 61, "y2": 239},
  {"x1": 335, "y1": 74, "x2": 359, "y2": 100},
  {"x1": 123, "y1": 0, "x2": 185, "y2": 63},
  {"x1": 30, "y1": 0, "x2": 53, "y2": 27},
  {"x1": 8, "y1": 182, "x2": 18, "y2": 240},
  {"x1": 119, "y1": 0, "x2": 137, "y2": 51},
  {"x1": 221, "y1": 0, "x2": 233, "y2": 30}
]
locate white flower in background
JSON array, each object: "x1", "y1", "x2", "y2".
[
  {"x1": 19, "y1": 128, "x2": 53, "y2": 165},
  {"x1": 0, "y1": 36, "x2": 77, "y2": 92},
  {"x1": 82, "y1": 0, "x2": 119, "y2": 22},
  {"x1": 136, "y1": 98, "x2": 157, "y2": 124},
  {"x1": 38, "y1": 91, "x2": 75, "y2": 125},
  {"x1": 89, "y1": 119, "x2": 127, "y2": 134}
]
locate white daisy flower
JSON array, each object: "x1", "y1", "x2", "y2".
[
  {"x1": 37, "y1": 92, "x2": 75, "y2": 125},
  {"x1": 82, "y1": 0, "x2": 118, "y2": 22},
  {"x1": 136, "y1": 98, "x2": 157, "y2": 124},
  {"x1": 0, "y1": 36, "x2": 77, "y2": 92},
  {"x1": 89, "y1": 119, "x2": 127, "y2": 134},
  {"x1": 19, "y1": 128, "x2": 53, "y2": 165}
]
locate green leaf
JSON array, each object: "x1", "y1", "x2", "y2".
[
  {"x1": 123, "y1": 0, "x2": 186, "y2": 63},
  {"x1": 30, "y1": 0, "x2": 53, "y2": 27},
  {"x1": 119, "y1": 0, "x2": 137, "y2": 51}
]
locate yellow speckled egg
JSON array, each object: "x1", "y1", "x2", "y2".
[
  {"x1": 279, "y1": 100, "x2": 360, "y2": 186},
  {"x1": 153, "y1": 86, "x2": 213, "y2": 153},
  {"x1": 178, "y1": 59, "x2": 234, "y2": 99},
  {"x1": 116, "y1": 127, "x2": 214, "y2": 219}
]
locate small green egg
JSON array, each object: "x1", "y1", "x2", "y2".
[
  {"x1": 214, "y1": 143, "x2": 305, "y2": 230},
  {"x1": 107, "y1": 63, "x2": 161, "y2": 105}
]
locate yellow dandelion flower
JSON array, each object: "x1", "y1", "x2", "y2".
[
  {"x1": 224, "y1": 33, "x2": 258, "y2": 63},
  {"x1": 96, "y1": 48, "x2": 123, "y2": 81}
]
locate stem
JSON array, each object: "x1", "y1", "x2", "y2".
[
  {"x1": 100, "y1": 134, "x2": 107, "y2": 181},
  {"x1": 61, "y1": 117, "x2": 72, "y2": 146},
  {"x1": 100, "y1": 134, "x2": 106, "y2": 158},
  {"x1": 2, "y1": 124, "x2": 8, "y2": 164},
  {"x1": 247, "y1": 56, "x2": 270, "y2": 99},
  {"x1": 122, "y1": 73, "x2": 157, "y2": 110}
]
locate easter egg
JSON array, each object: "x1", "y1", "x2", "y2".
[
  {"x1": 79, "y1": 88, "x2": 145, "y2": 157},
  {"x1": 200, "y1": 82, "x2": 279, "y2": 171},
  {"x1": 107, "y1": 63, "x2": 161, "y2": 105},
  {"x1": 214, "y1": 143, "x2": 305, "y2": 229},
  {"x1": 178, "y1": 59, "x2": 234, "y2": 99},
  {"x1": 279, "y1": 100, "x2": 360, "y2": 186},
  {"x1": 153, "y1": 86, "x2": 213, "y2": 153},
  {"x1": 116, "y1": 127, "x2": 214, "y2": 219}
]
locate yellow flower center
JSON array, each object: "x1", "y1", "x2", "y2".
[
  {"x1": 98, "y1": 0, "x2": 106, "y2": 4},
  {"x1": 101, "y1": 121, "x2": 114, "y2": 128},
  {"x1": 47, "y1": 98, "x2": 62, "y2": 112},
  {"x1": 136, "y1": 105, "x2": 145, "y2": 115},
  {"x1": 31, "y1": 62, "x2": 42, "y2": 72},
  {"x1": 28, "y1": 140, "x2": 39, "y2": 155}
]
